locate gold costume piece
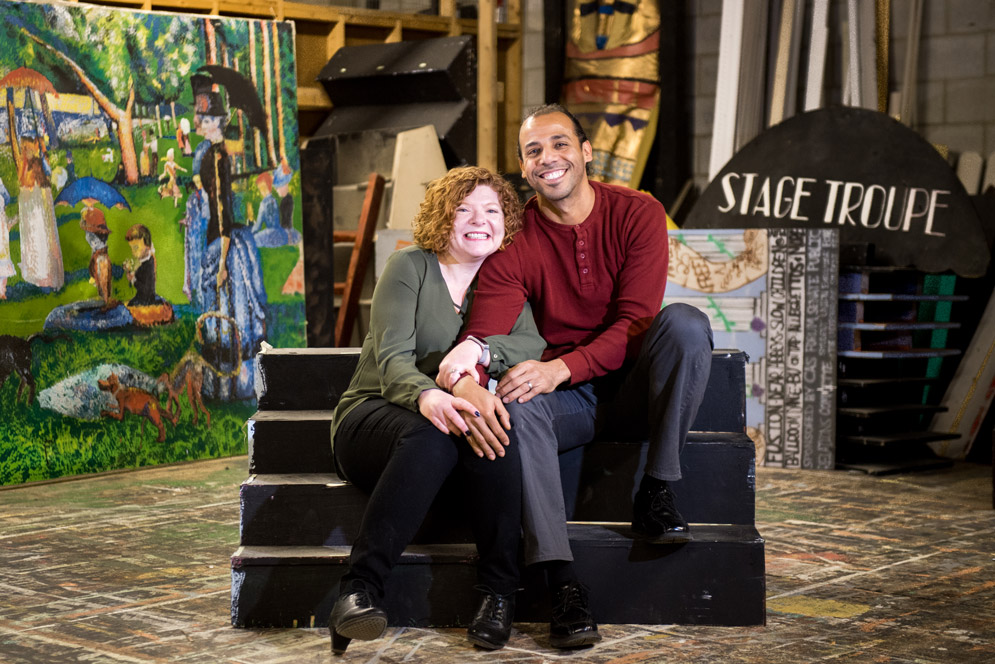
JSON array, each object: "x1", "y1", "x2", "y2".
[{"x1": 564, "y1": 0, "x2": 661, "y2": 188}]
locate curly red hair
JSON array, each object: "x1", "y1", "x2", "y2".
[{"x1": 412, "y1": 166, "x2": 522, "y2": 255}]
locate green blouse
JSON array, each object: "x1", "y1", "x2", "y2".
[{"x1": 331, "y1": 245, "x2": 545, "y2": 449}]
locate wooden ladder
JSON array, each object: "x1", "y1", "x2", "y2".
[{"x1": 333, "y1": 172, "x2": 385, "y2": 347}]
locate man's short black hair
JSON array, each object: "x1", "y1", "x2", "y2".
[{"x1": 517, "y1": 103, "x2": 590, "y2": 161}]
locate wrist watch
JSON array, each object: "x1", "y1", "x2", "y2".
[{"x1": 466, "y1": 336, "x2": 490, "y2": 366}]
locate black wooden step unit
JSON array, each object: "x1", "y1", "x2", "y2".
[{"x1": 232, "y1": 348, "x2": 765, "y2": 628}]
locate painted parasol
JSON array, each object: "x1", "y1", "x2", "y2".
[
  {"x1": 1, "y1": 67, "x2": 60, "y2": 154},
  {"x1": 196, "y1": 65, "x2": 267, "y2": 131},
  {"x1": 0, "y1": 67, "x2": 58, "y2": 96},
  {"x1": 54, "y1": 176, "x2": 131, "y2": 211}
]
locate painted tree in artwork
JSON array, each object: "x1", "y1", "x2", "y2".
[{"x1": 1, "y1": 2, "x2": 202, "y2": 184}]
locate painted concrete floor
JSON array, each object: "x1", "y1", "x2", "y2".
[{"x1": 1, "y1": 457, "x2": 993, "y2": 664}]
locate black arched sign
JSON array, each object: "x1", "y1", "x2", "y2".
[{"x1": 684, "y1": 107, "x2": 990, "y2": 277}]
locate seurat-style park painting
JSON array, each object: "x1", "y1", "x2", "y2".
[{"x1": 0, "y1": 0, "x2": 306, "y2": 485}]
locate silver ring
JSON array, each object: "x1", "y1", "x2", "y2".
[{"x1": 527, "y1": 381, "x2": 533, "y2": 390}]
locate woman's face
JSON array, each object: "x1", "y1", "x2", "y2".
[{"x1": 445, "y1": 184, "x2": 505, "y2": 264}]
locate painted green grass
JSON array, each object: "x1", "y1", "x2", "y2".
[{"x1": 0, "y1": 318, "x2": 257, "y2": 486}]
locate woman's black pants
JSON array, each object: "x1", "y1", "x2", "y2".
[{"x1": 333, "y1": 398, "x2": 522, "y2": 601}]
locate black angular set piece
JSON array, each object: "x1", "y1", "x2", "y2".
[
  {"x1": 312, "y1": 35, "x2": 477, "y2": 167},
  {"x1": 231, "y1": 348, "x2": 766, "y2": 628}
]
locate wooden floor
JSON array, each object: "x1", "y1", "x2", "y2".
[{"x1": 1, "y1": 457, "x2": 993, "y2": 663}]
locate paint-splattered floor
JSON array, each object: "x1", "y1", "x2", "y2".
[{"x1": 1, "y1": 457, "x2": 993, "y2": 663}]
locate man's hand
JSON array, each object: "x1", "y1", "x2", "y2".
[
  {"x1": 496, "y1": 359, "x2": 570, "y2": 404},
  {"x1": 417, "y1": 388, "x2": 476, "y2": 437},
  {"x1": 435, "y1": 339, "x2": 481, "y2": 390},
  {"x1": 452, "y1": 375, "x2": 511, "y2": 460}
]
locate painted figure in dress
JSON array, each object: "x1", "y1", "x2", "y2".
[
  {"x1": 79, "y1": 201, "x2": 116, "y2": 310},
  {"x1": 123, "y1": 223, "x2": 174, "y2": 326},
  {"x1": 177, "y1": 117, "x2": 193, "y2": 156},
  {"x1": 252, "y1": 163, "x2": 300, "y2": 248},
  {"x1": 191, "y1": 73, "x2": 267, "y2": 400},
  {"x1": 249, "y1": 170, "x2": 279, "y2": 242},
  {"x1": 158, "y1": 148, "x2": 188, "y2": 208},
  {"x1": 16, "y1": 136, "x2": 64, "y2": 291},
  {"x1": 180, "y1": 174, "x2": 210, "y2": 311}
]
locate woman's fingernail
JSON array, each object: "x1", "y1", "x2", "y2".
[{"x1": 474, "y1": 411, "x2": 480, "y2": 417}]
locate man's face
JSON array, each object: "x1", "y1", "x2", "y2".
[
  {"x1": 128, "y1": 238, "x2": 148, "y2": 259},
  {"x1": 518, "y1": 112, "x2": 592, "y2": 204}
]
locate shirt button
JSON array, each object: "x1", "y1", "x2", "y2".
[
  {"x1": 578, "y1": 240, "x2": 585, "y2": 246},
  {"x1": 579, "y1": 253, "x2": 586, "y2": 259},
  {"x1": 582, "y1": 268, "x2": 589, "y2": 274}
]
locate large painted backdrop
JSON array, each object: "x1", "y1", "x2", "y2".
[{"x1": 0, "y1": 1, "x2": 305, "y2": 485}]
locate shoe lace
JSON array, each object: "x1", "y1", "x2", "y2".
[
  {"x1": 649, "y1": 486, "x2": 677, "y2": 514},
  {"x1": 474, "y1": 585, "x2": 516, "y2": 622},
  {"x1": 343, "y1": 579, "x2": 379, "y2": 607},
  {"x1": 552, "y1": 582, "x2": 591, "y2": 622}
]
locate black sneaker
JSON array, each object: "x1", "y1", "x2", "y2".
[
  {"x1": 466, "y1": 585, "x2": 515, "y2": 650},
  {"x1": 549, "y1": 580, "x2": 601, "y2": 649},
  {"x1": 632, "y1": 482, "x2": 691, "y2": 543}
]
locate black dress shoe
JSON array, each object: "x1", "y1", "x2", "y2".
[
  {"x1": 632, "y1": 481, "x2": 691, "y2": 543},
  {"x1": 466, "y1": 585, "x2": 516, "y2": 650},
  {"x1": 328, "y1": 588, "x2": 387, "y2": 655},
  {"x1": 549, "y1": 580, "x2": 601, "y2": 649}
]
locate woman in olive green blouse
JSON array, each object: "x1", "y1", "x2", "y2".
[{"x1": 328, "y1": 167, "x2": 544, "y2": 654}]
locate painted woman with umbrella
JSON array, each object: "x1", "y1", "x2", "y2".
[{"x1": 191, "y1": 71, "x2": 267, "y2": 401}]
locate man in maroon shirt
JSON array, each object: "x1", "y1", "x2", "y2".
[{"x1": 438, "y1": 105, "x2": 713, "y2": 648}]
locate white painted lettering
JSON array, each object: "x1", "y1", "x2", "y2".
[
  {"x1": 739, "y1": 173, "x2": 758, "y2": 215},
  {"x1": 836, "y1": 182, "x2": 864, "y2": 226},
  {"x1": 752, "y1": 177, "x2": 772, "y2": 217},
  {"x1": 823, "y1": 180, "x2": 844, "y2": 222},
  {"x1": 901, "y1": 188, "x2": 930, "y2": 232},
  {"x1": 774, "y1": 176, "x2": 794, "y2": 218},
  {"x1": 860, "y1": 184, "x2": 887, "y2": 228},
  {"x1": 718, "y1": 172, "x2": 739, "y2": 213},
  {"x1": 790, "y1": 177, "x2": 815, "y2": 221},
  {"x1": 925, "y1": 189, "x2": 949, "y2": 237}
]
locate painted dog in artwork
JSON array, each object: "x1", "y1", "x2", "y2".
[
  {"x1": 98, "y1": 372, "x2": 176, "y2": 443},
  {"x1": 157, "y1": 350, "x2": 211, "y2": 428},
  {"x1": 0, "y1": 333, "x2": 67, "y2": 405}
]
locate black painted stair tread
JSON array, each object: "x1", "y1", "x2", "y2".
[
  {"x1": 255, "y1": 348, "x2": 361, "y2": 411},
  {"x1": 247, "y1": 411, "x2": 335, "y2": 474},
  {"x1": 231, "y1": 524, "x2": 766, "y2": 628},
  {"x1": 247, "y1": 406, "x2": 755, "y2": 478},
  {"x1": 254, "y1": 349, "x2": 748, "y2": 434},
  {"x1": 239, "y1": 433, "x2": 757, "y2": 547}
]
